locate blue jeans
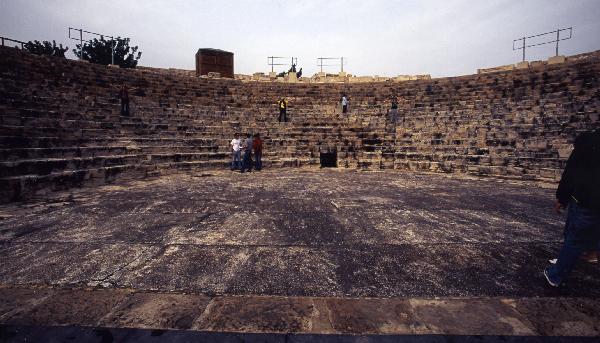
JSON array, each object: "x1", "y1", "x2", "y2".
[
  {"x1": 254, "y1": 151, "x2": 262, "y2": 170},
  {"x1": 231, "y1": 150, "x2": 241, "y2": 170},
  {"x1": 241, "y1": 150, "x2": 252, "y2": 172},
  {"x1": 546, "y1": 201, "x2": 600, "y2": 285}
]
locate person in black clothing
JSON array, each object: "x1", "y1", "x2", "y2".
[
  {"x1": 296, "y1": 68, "x2": 303, "y2": 78},
  {"x1": 390, "y1": 98, "x2": 399, "y2": 123},
  {"x1": 119, "y1": 84, "x2": 130, "y2": 116},
  {"x1": 544, "y1": 129, "x2": 600, "y2": 287},
  {"x1": 241, "y1": 133, "x2": 254, "y2": 173}
]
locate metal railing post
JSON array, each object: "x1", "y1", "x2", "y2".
[
  {"x1": 513, "y1": 27, "x2": 572, "y2": 62},
  {"x1": 267, "y1": 56, "x2": 292, "y2": 74},
  {"x1": 79, "y1": 28, "x2": 83, "y2": 60},
  {"x1": 69, "y1": 27, "x2": 130, "y2": 65},
  {"x1": 556, "y1": 29, "x2": 560, "y2": 56},
  {"x1": 317, "y1": 57, "x2": 345, "y2": 74},
  {"x1": 0, "y1": 37, "x2": 27, "y2": 49}
]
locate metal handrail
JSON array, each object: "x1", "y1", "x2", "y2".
[
  {"x1": 0, "y1": 36, "x2": 26, "y2": 49},
  {"x1": 317, "y1": 57, "x2": 346, "y2": 73},
  {"x1": 267, "y1": 56, "x2": 297, "y2": 73},
  {"x1": 513, "y1": 27, "x2": 572, "y2": 62},
  {"x1": 69, "y1": 27, "x2": 121, "y2": 65}
]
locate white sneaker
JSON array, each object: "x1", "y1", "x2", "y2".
[
  {"x1": 548, "y1": 258, "x2": 557, "y2": 265},
  {"x1": 544, "y1": 269, "x2": 560, "y2": 287}
]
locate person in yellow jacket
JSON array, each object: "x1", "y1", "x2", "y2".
[{"x1": 277, "y1": 97, "x2": 288, "y2": 122}]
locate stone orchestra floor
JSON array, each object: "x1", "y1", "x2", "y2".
[{"x1": 1, "y1": 169, "x2": 599, "y2": 340}]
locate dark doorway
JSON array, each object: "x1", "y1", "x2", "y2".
[{"x1": 320, "y1": 150, "x2": 337, "y2": 168}]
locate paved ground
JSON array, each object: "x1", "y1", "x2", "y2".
[
  {"x1": 0, "y1": 169, "x2": 599, "y2": 339},
  {"x1": 2, "y1": 325, "x2": 599, "y2": 343}
]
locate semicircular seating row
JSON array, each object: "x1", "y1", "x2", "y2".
[{"x1": 1, "y1": 47, "x2": 599, "y2": 202}]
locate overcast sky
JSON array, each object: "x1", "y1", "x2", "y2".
[{"x1": 1, "y1": 0, "x2": 599, "y2": 77}]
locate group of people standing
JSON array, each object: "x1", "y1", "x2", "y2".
[{"x1": 230, "y1": 133, "x2": 263, "y2": 173}]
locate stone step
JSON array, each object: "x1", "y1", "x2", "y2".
[
  {"x1": 0, "y1": 145, "x2": 222, "y2": 161},
  {"x1": 0, "y1": 154, "x2": 144, "y2": 178}
]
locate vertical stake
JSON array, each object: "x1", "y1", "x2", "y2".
[
  {"x1": 555, "y1": 29, "x2": 560, "y2": 56},
  {"x1": 79, "y1": 29, "x2": 83, "y2": 60}
]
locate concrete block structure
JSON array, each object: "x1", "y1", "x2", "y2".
[{"x1": 195, "y1": 48, "x2": 234, "y2": 78}]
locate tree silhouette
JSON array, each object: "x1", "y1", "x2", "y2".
[
  {"x1": 73, "y1": 36, "x2": 142, "y2": 68},
  {"x1": 24, "y1": 40, "x2": 68, "y2": 58}
]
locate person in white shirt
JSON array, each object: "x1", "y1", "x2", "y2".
[
  {"x1": 341, "y1": 95, "x2": 349, "y2": 113},
  {"x1": 230, "y1": 133, "x2": 242, "y2": 170}
]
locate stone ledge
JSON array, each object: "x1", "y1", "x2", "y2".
[{"x1": 1, "y1": 286, "x2": 599, "y2": 336}]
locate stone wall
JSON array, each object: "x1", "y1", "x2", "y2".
[
  {"x1": 1, "y1": 46, "x2": 599, "y2": 201},
  {"x1": 236, "y1": 71, "x2": 432, "y2": 83}
]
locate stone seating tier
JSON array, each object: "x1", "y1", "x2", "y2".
[{"x1": 0, "y1": 46, "x2": 599, "y2": 202}]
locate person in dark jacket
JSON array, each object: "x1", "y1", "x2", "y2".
[
  {"x1": 119, "y1": 84, "x2": 130, "y2": 116},
  {"x1": 116, "y1": 83, "x2": 138, "y2": 116},
  {"x1": 544, "y1": 129, "x2": 600, "y2": 287},
  {"x1": 240, "y1": 133, "x2": 253, "y2": 173}
]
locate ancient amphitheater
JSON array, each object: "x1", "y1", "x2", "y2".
[{"x1": 1, "y1": 46, "x2": 600, "y2": 341}]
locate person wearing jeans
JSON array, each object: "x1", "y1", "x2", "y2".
[
  {"x1": 230, "y1": 134, "x2": 241, "y2": 170},
  {"x1": 544, "y1": 130, "x2": 600, "y2": 287},
  {"x1": 241, "y1": 133, "x2": 253, "y2": 173},
  {"x1": 545, "y1": 201, "x2": 600, "y2": 286}
]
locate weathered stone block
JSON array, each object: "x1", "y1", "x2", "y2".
[
  {"x1": 547, "y1": 55, "x2": 566, "y2": 65},
  {"x1": 516, "y1": 61, "x2": 529, "y2": 69}
]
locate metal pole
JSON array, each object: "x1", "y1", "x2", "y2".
[
  {"x1": 79, "y1": 29, "x2": 83, "y2": 60},
  {"x1": 522, "y1": 37, "x2": 525, "y2": 62},
  {"x1": 111, "y1": 38, "x2": 115, "y2": 65},
  {"x1": 341, "y1": 57, "x2": 344, "y2": 73},
  {"x1": 555, "y1": 29, "x2": 560, "y2": 56},
  {"x1": 1, "y1": 37, "x2": 4, "y2": 47}
]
